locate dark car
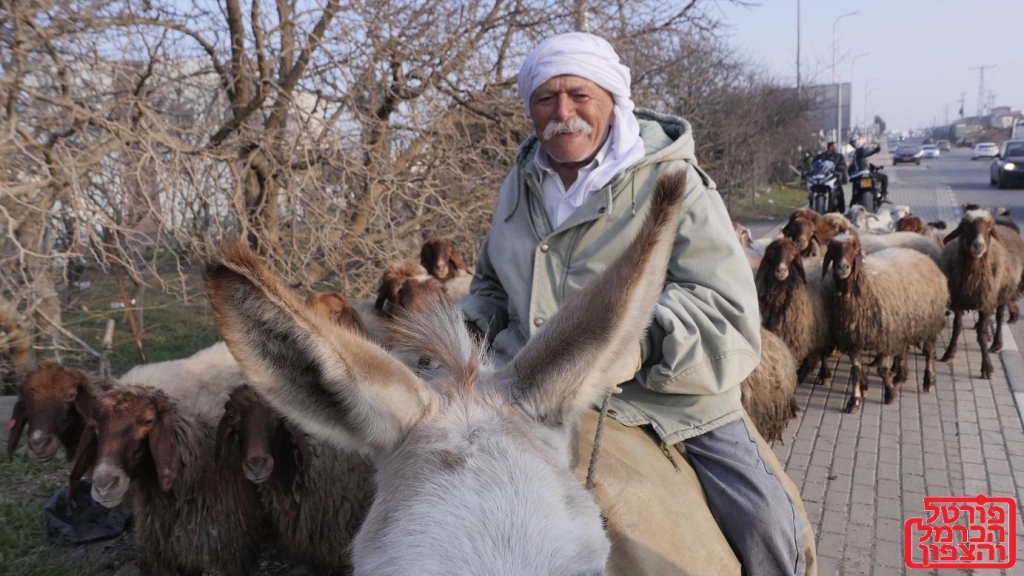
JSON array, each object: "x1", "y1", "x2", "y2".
[
  {"x1": 893, "y1": 145, "x2": 923, "y2": 165},
  {"x1": 991, "y1": 140, "x2": 1024, "y2": 189}
]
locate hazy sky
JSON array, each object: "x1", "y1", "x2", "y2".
[{"x1": 715, "y1": 0, "x2": 1024, "y2": 132}]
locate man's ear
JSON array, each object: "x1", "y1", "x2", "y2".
[
  {"x1": 504, "y1": 171, "x2": 687, "y2": 425},
  {"x1": 205, "y1": 242, "x2": 432, "y2": 456}
]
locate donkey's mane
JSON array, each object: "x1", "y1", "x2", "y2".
[{"x1": 386, "y1": 299, "x2": 489, "y2": 394}]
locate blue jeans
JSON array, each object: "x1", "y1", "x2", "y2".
[{"x1": 683, "y1": 418, "x2": 806, "y2": 576}]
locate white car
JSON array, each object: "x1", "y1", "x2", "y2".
[
  {"x1": 921, "y1": 145, "x2": 940, "y2": 158},
  {"x1": 973, "y1": 142, "x2": 999, "y2": 159}
]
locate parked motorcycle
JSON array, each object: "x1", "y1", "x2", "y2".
[
  {"x1": 850, "y1": 163, "x2": 885, "y2": 212},
  {"x1": 806, "y1": 157, "x2": 843, "y2": 214}
]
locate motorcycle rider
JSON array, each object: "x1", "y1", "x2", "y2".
[
  {"x1": 847, "y1": 134, "x2": 889, "y2": 200},
  {"x1": 812, "y1": 141, "x2": 847, "y2": 212}
]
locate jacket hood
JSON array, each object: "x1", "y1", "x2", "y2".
[{"x1": 515, "y1": 109, "x2": 697, "y2": 173}]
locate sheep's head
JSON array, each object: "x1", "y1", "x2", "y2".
[
  {"x1": 204, "y1": 171, "x2": 689, "y2": 574},
  {"x1": 733, "y1": 221, "x2": 753, "y2": 248},
  {"x1": 787, "y1": 208, "x2": 823, "y2": 227},
  {"x1": 820, "y1": 213, "x2": 857, "y2": 243},
  {"x1": 306, "y1": 292, "x2": 366, "y2": 335},
  {"x1": 7, "y1": 363, "x2": 94, "y2": 462},
  {"x1": 73, "y1": 386, "x2": 179, "y2": 507},
  {"x1": 374, "y1": 259, "x2": 442, "y2": 313},
  {"x1": 890, "y1": 205, "x2": 912, "y2": 222},
  {"x1": 782, "y1": 217, "x2": 820, "y2": 255},
  {"x1": 823, "y1": 233, "x2": 864, "y2": 288},
  {"x1": 420, "y1": 238, "x2": 470, "y2": 281},
  {"x1": 216, "y1": 384, "x2": 311, "y2": 485},
  {"x1": 895, "y1": 215, "x2": 929, "y2": 235},
  {"x1": 757, "y1": 238, "x2": 806, "y2": 286},
  {"x1": 946, "y1": 210, "x2": 1000, "y2": 259}
]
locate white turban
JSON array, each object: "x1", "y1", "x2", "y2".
[{"x1": 518, "y1": 33, "x2": 646, "y2": 195}]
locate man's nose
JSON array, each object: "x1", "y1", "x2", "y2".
[{"x1": 553, "y1": 94, "x2": 574, "y2": 121}]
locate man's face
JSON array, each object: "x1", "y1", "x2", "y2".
[
  {"x1": 529, "y1": 75, "x2": 615, "y2": 164},
  {"x1": 827, "y1": 143, "x2": 836, "y2": 154}
]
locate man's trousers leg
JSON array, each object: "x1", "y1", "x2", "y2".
[{"x1": 681, "y1": 416, "x2": 816, "y2": 575}]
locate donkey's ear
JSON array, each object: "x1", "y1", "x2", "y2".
[
  {"x1": 503, "y1": 171, "x2": 687, "y2": 425},
  {"x1": 5, "y1": 400, "x2": 27, "y2": 461},
  {"x1": 204, "y1": 242, "x2": 431, "y2": 456}
]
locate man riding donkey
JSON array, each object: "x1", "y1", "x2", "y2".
[{"x1": 461, "y1": 32, "x2": 817, "y2": 575}]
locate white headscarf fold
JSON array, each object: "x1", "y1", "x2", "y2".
[{"x1": 518, "y1": 32, "x2": 646, "y2": 196}]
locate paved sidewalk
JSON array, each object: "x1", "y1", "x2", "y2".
[{"x1": 771, "y1": 176, "x2": 1024, "y2": 575}]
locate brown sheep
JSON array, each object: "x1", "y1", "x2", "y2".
[
  {"x1": 420, "y1": 238, "x2": 471, "y2": 281},
  {"x1": 820, "y1": 213, "x2": 858, "y2": 243},
  {"x1": 823, "y1": 234, "x2": 949, "y2": 413},
  {"x1": 306, "y1": 291, "x2": 369, "y2": 335},
  {"x1": 216, "y1": 384, "x2": 375, "y2": 575},
  {"x1": 781, "y1": 216, "x2": 824, "y2": 258},
  {"x1": 6, "y1": 363, "x2": 112, "y2": 463},
  {"x1": 375, "y1": 261, "x2": 448, "y2": 317},
  {"x1": 940, "y1": 211, "x2": 1024, "y2": 378},
  {"x1": 73, "y1": 384, "x2": 263, "y2": 576},
  {"x1": 755, "y1": 238, "x2": 835, "y2": 385},
  {"x1": 741, "y1": 328, "x2": 800, "y2": 444},
  {"x1": 895, "y1": 216, "x2": 947, "y2": 248}
]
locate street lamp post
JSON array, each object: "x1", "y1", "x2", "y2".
[
  {"x1": 865, "y1": 86, "x2": 880, "y2": 136},
  {"x1": 863, "y1": 77, "x2": 879, "y2": 135},
  {"x1": 832, "y1": 11, "x2": 860, "y2": 144}
]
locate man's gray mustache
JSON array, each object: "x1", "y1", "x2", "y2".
[{"x1": 543, "y1": 118, "x2": 593, "y2": 140}]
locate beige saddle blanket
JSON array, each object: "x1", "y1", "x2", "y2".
[{"x1": 572, "y1": 412, "x2": 817, "y2": 576}]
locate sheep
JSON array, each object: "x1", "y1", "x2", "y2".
[
  {"x1": 823, "y1": 234, "x2": 949, "y2": 413},
  {"x1": 420, "y1": 238, "x2": 471, "y2": 281},
  {"x1": 5, "y1": 363, "x2": 115, "y2": 464},
  {"x1": 845, "y1": 205, "x2": 880, "y2": 231},
  {"x1": 895, "y1": 215, "x2": 947, "y2": 248},
  {"x1": 118, "y1": 341, "x2": 243, "y2": 423},
  {"x1": 740, "y1": 328, "x2": 800, "y2": 444},
  {"x1": 216, "y1": 384, "x2": 375, "y2": 575},
  {"x1": 962, "y1": 203, "x2": 1019, "y2": 232},
  {"x1": 374, "y1": 260, "x2": 449, "y2": 318},
  {"x1": 755, "y1": 238, "x2": 835, "y2": 386},
  {"x1": 73, "y1": 383, "x2": 264, "y2": 576},
  {"x1": 821, "y1": 213, "x2": 858, "y2": 241},
  {"x1": 859, "y1": 231, "x2": 943, "y2": 264},
  {"x1": 780, "y1": 216, "x2": 825, "y2": 258},
  {"x1": 733, "y1": 221, "x2": 764, "y2": 273},
  {"x1": 939, "y1": 211, "x2": 1024, "y2": 378},
  {"x1": 890, "y1": 204, "x2": 912, "y2": 223},
  {"x1": 732, "y1": 220, "x2": 777, "y2": 256},
  {"x1": 307, "y1": 291, "x2": 370, "y2": 336}
]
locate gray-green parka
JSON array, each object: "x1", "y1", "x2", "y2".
[{"x1": 460, "y1": 110, "x2": 761, "y2": 444}]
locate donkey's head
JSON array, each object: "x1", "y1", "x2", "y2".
[{"x1": 204, "y1": 171, "x2": 687, "y2": 575}]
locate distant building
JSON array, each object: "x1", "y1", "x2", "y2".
[{"x1": 803, "y1": 83, "x2": 852, "y2": 144}]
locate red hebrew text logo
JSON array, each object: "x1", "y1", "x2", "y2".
[{"x1": 904, "y1": 495, "x2": 1016, "y2": 569}]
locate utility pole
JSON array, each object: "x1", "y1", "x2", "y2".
[
  {"x1": 945, "y1": 104, "x2": 949, "y2": 125},
  {"x1": 796, "y1": 0, "x2": 801, "y2": 93},
  {"x1": 832, "y1": 11, "x2": 859, "y2": 143},
  {"x1": 969, "y1": 64, "x2": 996, "y2": 116},
  {"x1": 959, "y1": 93, "x2": 966, "y2": 119},
  {"x1": 987, "y1": 91, "x2": 996, "y2": 112}
]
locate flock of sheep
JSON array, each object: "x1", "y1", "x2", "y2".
[
  {"x1": 737, "y1": 202, "x2": 1024, "y2": 416},
  {"x1": 5, "y1": 201, "x2": 1022, "y2": 574},
  {"x1": 5, "y1": 239, "x2": 474, "y2": 575}
]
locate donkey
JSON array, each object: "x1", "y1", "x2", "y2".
[{"x1": 204, "y1": 171, "x2": 687, "y2": 575}]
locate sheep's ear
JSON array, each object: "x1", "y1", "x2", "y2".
[
  {"x1": 282, "y1": 419, "x2": 314, "y2": 473},
  {"x1": 5, "y1": 400, "x2": 27, "y2": 461},
  {"x1": 213, "y1": 411, "x2": 236, "y2": 465},
  {"x1": 793, "y1": 257, "x2": 807, "y2": 285},
  {"x1": 502, "y1": 171, "x2": 686, "y2": 425},
  {"x1": 149, "y1": 401, "x2": 180, "y2": 492},
  {"x1": 205, "y1": 243, "x2": 431, "y2": 456},
  {"x1": 754, "y1": 253, "x2": 771, "y2": 290},
  {"x1": 809, "y1": 234, "x2": 822, "y2": 257},
  {"x1": 822, "y1": 250, "x2": 834, "y2": 278},
  {"x1": 944, "y1": 224, "x2": 963, "y2": 245},
  {"x1": 68, "y1": 424, "x2": 96, "y2": 497}
]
